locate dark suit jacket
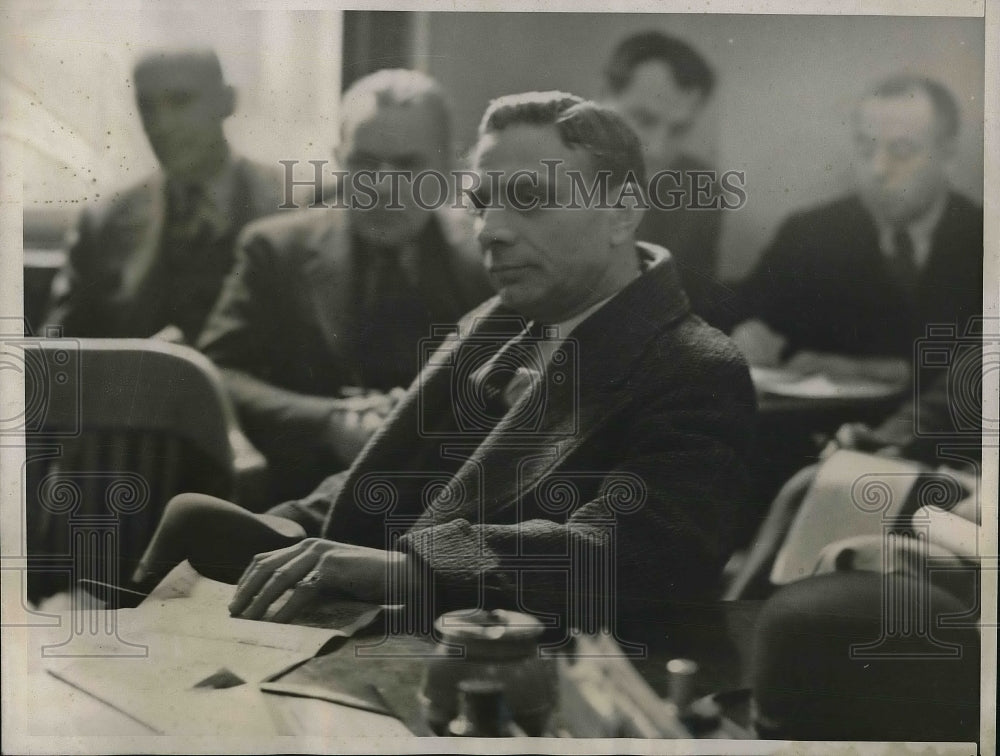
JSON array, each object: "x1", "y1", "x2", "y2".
[
  {"x1": 730, "y1": 192, "x2": 983, "y2": 357},
  {"x1": 271, "y1": 245, "x2": 757, "y2": 637},
  {"x1": 44, "y1": 157, "x2": 283, "y2": 340},
  {"x1": 198, "y1": 207, "x2": 493, "y2": 499}
]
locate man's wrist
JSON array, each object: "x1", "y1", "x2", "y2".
[{"x1": 385, "y1": 550, "x2": 422, "y2": 603}]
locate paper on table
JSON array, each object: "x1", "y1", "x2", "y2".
[
  {"x1": 143, "y1": 560, "x2": 384, "y2": 640},
  {"x1": 751, "y1": 366, "x2": 900, "y2": 399},
  {"x1": 47, "y1": 634, "x2": 299, "y2": 734},
  {"x1": 42, "y1": 561, "x2": 385, "y2": 734},
  {"x1": 770, "y1": 450, "x2": 921, "y2": 584}
]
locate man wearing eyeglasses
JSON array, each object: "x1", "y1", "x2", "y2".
[
  {"x1": 198, "y1": 69, "x2": 492, "y2": 501},
  {"x1": 603, "y1": 31, "x2": 724, "y2": 322},
  {"x1": 729, "y1": 75, "x2": 982, "y2": 383}
]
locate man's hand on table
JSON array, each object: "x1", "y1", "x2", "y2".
[
  {"x1": 730, "y1": 319, "x2": 787, "y2": 367},
  {"x1": 820, "y1": 421, "x2": 904, "y2": 459},
  {"x1": 228, "y1": 538, "x2": 418, "y2": 623}
]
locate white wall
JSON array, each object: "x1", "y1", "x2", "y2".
[{"x1": 3, "y1": 6, "x2": 342, "y2": 213}]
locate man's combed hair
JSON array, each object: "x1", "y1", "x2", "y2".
[
  {"x1": 867, "y1": 74, "x2": 961, "y2": 143},
  {"x1": 478, "y1": 90, "x2": 647, "y2": 190},
  {"x1": 341, "y1": 68, "x2": 452, "y2": 150},
  {"x1": 604, "y1": 31, "x2": 715, "y2": 98}
]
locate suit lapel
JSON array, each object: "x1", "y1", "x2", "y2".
[
  {"x1": 412, "y1": 245, "x2": 691, "y2": 530},
  {"x1": 300, "y1": 210, "x2": 362, "y2": 382},
  {"x1": 116, "y1": 174, "x2": 166, "y2": 309}
]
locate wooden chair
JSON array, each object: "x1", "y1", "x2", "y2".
[{"x1": 23, "y1": 339, "x2": 267, "y2": 600}]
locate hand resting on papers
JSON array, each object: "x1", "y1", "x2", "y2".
[{"x1": 229, "y1": 538, "x2": 419, "y2": 623}]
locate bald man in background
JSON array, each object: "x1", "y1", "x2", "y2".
[{"x1": 44, "y1": 49, "x2": 283, "y2": 343}]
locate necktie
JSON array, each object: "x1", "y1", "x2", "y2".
[
  {"x1": 469, "y1": 321, "x2": 546, "y2": 422},
  {"x1": 167, "y1": 182, "x2": 206, "y2": 240},
  {"x1": 888, "y1": 227, "x2": 919, "y2": 294},
  {"x1": 356, "y1": 246, "x2": 428, "y2": 389},
  {"x1": 160, "y1": 182, "x2": 219, "y2": 340}
]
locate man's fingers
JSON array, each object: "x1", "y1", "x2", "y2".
[
  {"x1": 270, "y1": 571, "x2": 324, "y2": 624},
  {"x1": 361, "y1": 410, "x2": 384, "y2": 431},
  {"x1": 236, "y1": 547, "x2": 321, "y2": 620},
  {"x1": 230, "y1": 544, "x2": 306, "y2": 616},
  {"x1": 230, "y1": 556, "x2": 281, "y2": 617}
]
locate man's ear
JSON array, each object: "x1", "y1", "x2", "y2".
[
  {"x1": 609, "y1": 181, "x2": 647, "y2": 245},
  {"x1": 937, "y1": 136, "x2": 959, "y2": 169}
]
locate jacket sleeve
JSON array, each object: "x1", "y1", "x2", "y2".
[
  {"x1": 43, "y1": 207, "x2": 114, "y2": 336},
  {"x1": 396, "y1": 351, "x2": 755, "y2": 627},
  {"x1": 267, "y1": 469, "x2": 350, "y2": 537},
  {"x1": 197, "y1": 227, "x2": 343, "y2": 456},
  {"x1": 730, "y1": 215, "x2": 805, "y2": 341}
]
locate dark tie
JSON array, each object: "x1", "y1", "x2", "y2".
[
  {"x1": 888, "y1": 227, "x2": 919, "y2": 294},
  {"x1": 356, "y1": 246, "x2": 429, "y2": 389},
  {"x1": 167, "y1": 182, "x2": 207, "y2": 240},
  {"x1": 469, "y1": 321, "x2": 546, "y2": 420}
]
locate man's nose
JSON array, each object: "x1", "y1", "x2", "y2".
[
  {"x1": 869, "y1": 148, "x2": 893, "y2": 181},
  {"x1": 476, "y1": 209, "x2": 516, "y2": 251}
]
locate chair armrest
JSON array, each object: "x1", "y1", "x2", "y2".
[{"x1": 228, "y1": 428, "x2": 271, "y2": 513}]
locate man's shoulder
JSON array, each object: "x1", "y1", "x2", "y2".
[
  {"x1": 779, "y1": 194, "x2": 869, "y2": 231},
  {"x1": 234, "y1": 156, "x2": 287, "y2": 211},
  {"x1": 81, "y1": 171, "x2": 165, "y2": 229},
  {"x1": 238, "y1": 207, "x2": 348, "y2": 261},
  {"x1": 943, "y1": 191, "x2": 983, "y2": 225},
  {"x1": 660, "y1": 314, "x2": 752, "y2": 381}
]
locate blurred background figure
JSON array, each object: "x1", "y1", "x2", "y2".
[
  {"x1": 198, "y1": 69, "x2": 492, "y2": 501},
  {"x1": 729, "y1": 74, "x2": 982, "y2": 381},
  {"x1": 602, "y1": 31, "x2": 724, "y2": 320},
  {"x1": 723, "y1": 74, "x2": 982, "y2": 512},
  {"x1": 43, "y1": 48, "x2": 283, "y2": 343}
]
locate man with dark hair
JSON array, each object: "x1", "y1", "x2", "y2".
[
  {"x1": 135, "y1": 91, "x2": 755, "y2": 646},
  {"x1": 730, "y1": 74, "x2": 982, "y2": 380},
  {"x1": 197, "y1": 69, "x2": 492, "y2": 500},
  {"x1": 44, "y1": 49, "x2": 283, "y2": 343},
  {"x1": 603, "y1": 31, "x2": 724, "y2": 320}
]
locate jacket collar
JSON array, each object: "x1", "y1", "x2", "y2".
[{"x1": 411, "y1": 242, "x2": 691, "y2": 528}]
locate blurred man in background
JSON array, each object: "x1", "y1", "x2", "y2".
[
  {"x1": 603, "y1": 30, "x2": 724, "y2": 321},
  {"x1": 44, "y1": 49, "x2": 283, "y2": 343},
  {"x1": 730, "y1": 74, "x2": 982, "y2": 382},
  {"x1": 198, "y1": 69, "x2": 492, "y2": 501}
]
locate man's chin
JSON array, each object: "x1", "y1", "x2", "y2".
[{"x1": 496, "y1": 288, "x2": 546, "y2": 321}]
